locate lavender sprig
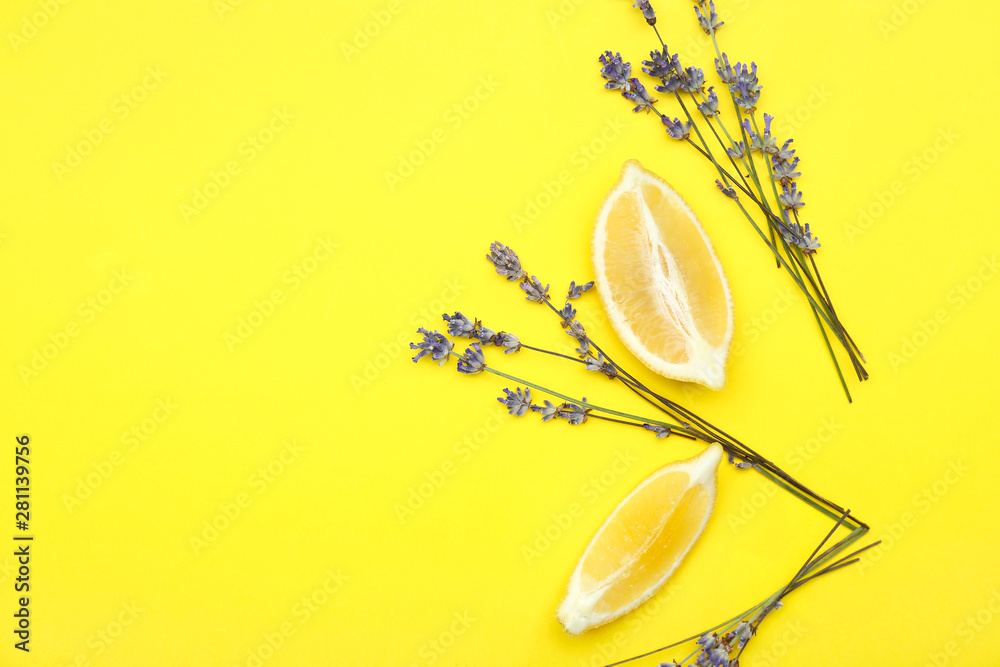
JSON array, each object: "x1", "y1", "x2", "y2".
[
  {"x1": 607, "y1": 511, "x2": 880, "y2": 667},
  {"x1": 413, "y1": 242, "x2": 875, "y2": 666},
  {"x1": 596, "y1": 1, "x2": 868, "y2": 400}
]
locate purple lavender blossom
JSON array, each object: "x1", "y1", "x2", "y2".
[
  {"x1": 663, "y1": 116, "x2": 693, "y2": 140},
  {"x1": 681, "y1": 66, "x2": 705, "y2": 93},
  {"x1": 623, "y1": 77, "x2": 657, "y2": 113},
  {"x1": 698, "y1": 87, "x2": 720, "y2": 117},
  {"x1": 498, "y1": 387, "x2": 532, "y2": 416},
  {"x1": 456, "y1": 343, "x2": 486, "y2": 374},
  {"x1": 599, "y1": 51, "x2": 632, "y2": 92},
  {"x1": 410, "y1": 328, "x2": 453, "y2": 365},
  {"x1": 694, "y1": 1, "x2": 723, "y2": 34},
  {"x1": 633, "y1": 0, "x2": 656, "y2": 25},
  {"x1": 715, "y1": 53, "x2": 736, "y2": 85},
  {"x1": 494, "y1": 332, "x2": 522, "y2": 354},
  {"x1": 520, "y1": 276, "x2": 550, "y2": 302},
  {"x1": 643, "y1": 423, "x2": 672, "y2": 438},
  {"x1": 584, "y1": 353, "x2": 617, "y2": 378},
  {"x1": 772, "y1": 156, "x2": 801, "y2": 183},
  {"x1": 487, "y1": 242, "x2": 526, "y2": 281},
  {"x1": 779, "y1": 182, "x2": 805, "y2": 210},
  {"x1": 642, "y1": 49, "x2": 673, "y2": 78},
  {"x1": 532, "y1": 400, "x2": 558, "y2": 422},
  {"x1": 443, "y1": 311, "x2": 476, "y2": 338},
  {"x1": 558, "y1": 402, "x2": 589, "y2": 425},
  {"x1": 715, "y1": 179, "x2": 738, "y2": 199},
  {"x1": 567, "y1": 280, "x2": 594, "y2": 299}
]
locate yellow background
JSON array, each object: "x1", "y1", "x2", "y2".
[{"x1": 2, "y1": 0, "x2": 998, "y2": 664}]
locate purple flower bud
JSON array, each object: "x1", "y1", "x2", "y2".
[
  {"x1": 456, "y1": 343, "x2": 486, "y2": 374},
  {"x1": 623, "y1": 78, "x2": 657, "y2": 113},
  {"x1": 531, "y1": 400, "x2": 558, "y2": 422},
  {"x1": 778, "y1": 183, "x2": 805, "y2": 210},
  {"x1": 558, "y1": 401, "x2": 589, "y2": 425},
  {"x1": 698, "y1": 87, "x2": 720, "y2": 117},
  {"x1": 642, "y1": 49, "x2": 672, "y2": 78},
  {"x1": 498, "y1": 387, "x2": 532, "y2": 416},
  {"x1": 494, "y1": 332, "x2": 522, "y2": 354},
  {"x1": 599, "y1": 51, "x2": 632, "y2": 92},
  {"x1": 443, "y1": 311, "x2": 476, "y2": 338},
  {"x1": 410, "y1": 328, "x2": 453, "y2": 365},
  {"x1": 643, "y1": 423, "x2": 672, "y2": 438},
  {"x1": 567, "y1": 280, "x2": 594, "y2": 299},
  {"x1": 633, "y1": 0, "x2": 656, "y2": 25},
  {"x1": 715, "y1": 53, "x2": 736, "y2": 85},
  {"x1": 715, "y1": 179, "x2": 738, "y2": 200},
  {"x1": 695, "y1": 1, "x2": 724, "y2": 34},
  {"x1": 520, "y1": 275, "x2": 550, "y2": 302},
  {"x1": 663, "y1": 116, "x2": 693, "y2": 140},
  {"x1": 487, "y1": 241, "x2": 526, "y2": 281}
]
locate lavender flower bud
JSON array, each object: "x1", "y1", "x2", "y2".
[
  {"x1": 443, "y1": 311, "x2": 476, "y2": 338},
  {"x1": 487, "y1": 241, "x2": 526, "y2": 281},
  {"x1": 475, "y1": 326, "x2": 497, "y2": 344},
  {"x1": 584, "y1": 353, "x2": 617, "y2": 378},
  {"x1": 633, "y1": 0, "x2": 656, "y2": 25},
  {"x1": 681, "y1": 66, "x2": 705, "y2": 93},
  {"x1": 715, "y1": 53, "x2": 736, "y2": 85},
  {"x1": 778, "y1": 183, "x2": 804, "y2": 210},
  {"x1": 564, "y1": 319, "x2": 588, "y2": 342},
  {"x1": 520, "y1": 275, "x2": 550, "y2": 302},
  {"x1": 456, "y1": 343, "x2": 486, "y2": 374},
  {"x1": 410, "y1": 328, "x2": 453, "y2": 366},
  {"x1": 494, "y1": 332, "x2": 522, "y2": 354},
  {"x1": 643, "y1": 424, "x2": 672, "y2": 438},
  {"x1": 654, "y1": 74, "x2": 683, "y2": 94},
  {"x1": 741, "y1": 118, "x2": 763, "y2": 152},
  {"x1": 498, "y1": 387, "x2": 532, "y2": 417},
  {"x1": 734, "y1": 61, "x2": 759, "y2": 89},
  {"x1": 623, "y1": 78, "x2": 657, "y2": 113},
  {"x1": 567, "y1": 280, "x2": 594, "y2": 299},
  {"x1": 715, "y1": 180, "x2": 738, "y2": 200},
  {"x1": 697, "y1": 87, "x2": 720, "y2": 117},
  {"x1": 776, "y1": 138, "x2": 795, "y2": 161},
  {"x1": 662, "y1": 116, "x2": 693, "y2": 140},
  {"x1": 726, "y1": 141, "x2": 746, "y2": 160},
  {"x1": 532, "y1": 400, "x2": 559, "y2": 422},
  {"x1": 557, "y1": 302, "x2": 577, "y2": 323},
  {"x1": 729, "y1": 621, "x2": 753, "y2": 648},
  {"x1": 599, "y1": 51, "x2": 632, "y2": 92},
  {"x1": 760, "y1": 113, "x2": 778, "y2": 154},
  {"x1": 730, "y1": 62, "x2": 761, "y2": 111},
  {"x1": 694, "y1": 1, "x2": 724, "y2": 34},
  {"x1": 558, "y1": 402, "x2": 589, "y2": 425},
  {"x1": 734, "y1": 80, "x2": 760, "y2": 111},
  {"x1": 788, "y1": 222, "x2": 819, "y2": 252},
  {"x1": 642, "y1": 49, "x2": 673, "y2": 78},
  {"x1": 705, "y1": 646, "x2": 732, "y2": 666},
  {"x1": 772, "y1": 156, "x2": 801, "y2": 183}
]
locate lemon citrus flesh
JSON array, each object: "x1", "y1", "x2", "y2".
[
  {"x1": 593, "y1": 160, "x2": 734, "y2": 390},
  {"x1": 557, "y1": 444, "x2": 723, "y2": 636}
]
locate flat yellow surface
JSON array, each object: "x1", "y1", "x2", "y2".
[{"x1": 2, "y1": 0, "x2": 999, "y2": 665}]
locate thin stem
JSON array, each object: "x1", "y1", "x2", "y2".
[{"x1": 459, "y1": 353, "x2": 700, "y2": 437}]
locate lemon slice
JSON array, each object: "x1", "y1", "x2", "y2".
[
  {"x1": 557, "y1": 444, "x2": 723, "y2": 635},
  {"x1": 593, "y1": 160, "x2": 734, "y2": 389}
]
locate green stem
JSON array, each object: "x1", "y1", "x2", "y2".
[{"x1": 458, "y1": 353, "x2": 700, "y2": 437}]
